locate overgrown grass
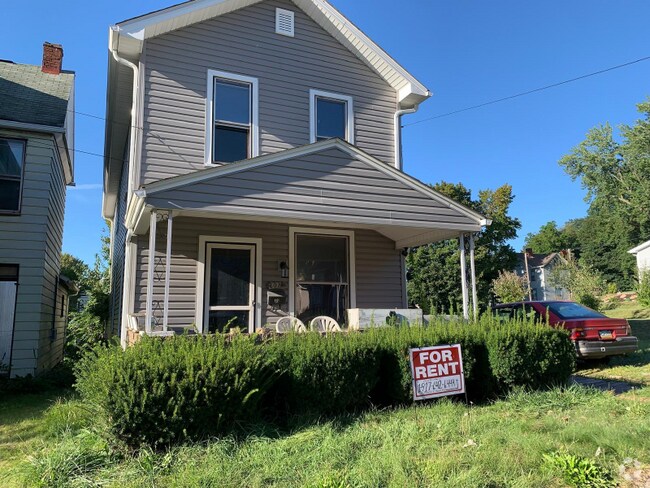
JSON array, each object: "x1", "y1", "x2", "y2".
[
  {"x1": 0, "y1": 392, "x2": 69, "y2": 487},
  {"x1": 4, "y1": 386, "x2": 649, "y2": 487},
  {"x1": 578, "y1": 319, "x2": 650, "y2": 386}
]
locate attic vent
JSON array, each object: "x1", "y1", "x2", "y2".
[{"x1": 275, "y1": 8, "x2": 294, "y2": 37}]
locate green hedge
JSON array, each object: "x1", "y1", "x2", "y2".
[
  {"x1": 75, "y1": 318, "x2": 575, "y2": 447},
  {"x1": 75, "y1": 334, "x2": 274, "y2": 447}
]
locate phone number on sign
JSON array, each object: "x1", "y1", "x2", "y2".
[{"x1": 415, "y1": 375, "x2": 462, "y2": 396}]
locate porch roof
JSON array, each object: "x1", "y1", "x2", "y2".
[{"x1": 127, "y1": 139, "x2": 488, "y2": 248}]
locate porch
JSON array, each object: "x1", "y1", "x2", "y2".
[{"x1": 119, "y1": 140, "x2": 488, "y2": 341}]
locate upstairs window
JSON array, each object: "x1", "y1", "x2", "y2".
[
  {"x1": 0, "y1": 138, "x2": 26, "y2": 213},
  {"x1": 206, "y1": 70, "x2": 258, "y2": 164},
  {"x1": 310, "y1": 90, "x2": 354, "y2": 144}
]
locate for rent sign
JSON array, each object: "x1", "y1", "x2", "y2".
[{"x1": 409, "y1": 344, "x2": 465, "y2": 400}]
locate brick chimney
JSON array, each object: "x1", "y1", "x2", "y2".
[{"x1": 42, "y1": 42, "x2": 63, "y2": 75}]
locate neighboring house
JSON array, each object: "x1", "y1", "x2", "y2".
[
  {"x1": 629, "y1": 240, "x2": 650, "y2": 277},
  {"x1": 103, "y1": 0, "x2": 488, "y2": 344},
  {"x1": 0, "y1": 43, "x2": 76, "y2": 377},
  {"x1": 514, "y1": 249, "x2": 570, "y2": 301}
]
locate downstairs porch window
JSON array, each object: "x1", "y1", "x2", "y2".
[{"x1": 295, "y1": 234, "x2": 349, "y2": 324}]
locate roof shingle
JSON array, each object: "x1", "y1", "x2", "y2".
[{"x1": 0, "y1": 61, "x2": 74, "y2": 128}]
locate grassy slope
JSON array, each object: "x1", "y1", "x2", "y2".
[{"x1": 3, "y1": 387, "x2": 649, "y2": 487}]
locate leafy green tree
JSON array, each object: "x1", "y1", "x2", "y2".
[
  {"x1": 407, "y1": 182, "x2": 521, "y2": 313},
  {"x1": 557, "y1": 98, "x2": 650, "y2": 288},
  {"x1": 491, "y1": 271, "x2": 527, "y2": 304},
  {"x1": 61, "y1": 224, "x2": 111, "y2": 360},
  {"x1": 548, "y1": 256, "x2": 605, "y2": 310},
  {"x1": 524, "y1": 221, "x2": 580, "y2": 254}
]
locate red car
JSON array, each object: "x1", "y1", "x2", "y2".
[{"x1": 492, "y1": 301, "x2": 638, "y2": 359}]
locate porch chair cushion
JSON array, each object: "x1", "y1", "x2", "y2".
[
  {"x1": 310, "y1": 316, "x2": 341, "y2": 333},
  {"x1": 275, "y1": 316, "x2": 307, "y2": 333}
]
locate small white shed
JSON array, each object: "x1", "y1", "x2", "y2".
[{"x1": 629, "y1": 240, "x2": 650, "y2": 276}]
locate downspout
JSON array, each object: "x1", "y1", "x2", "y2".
[
  {"x1": 109, "y1": 26, "x2": 140, "y2": 197},
  {"x1": 393, "y1": 105, "x2": 419, "y2": 171},
  {"x1": 110, "y1": 26, "x2": 141, "y2": 347}
]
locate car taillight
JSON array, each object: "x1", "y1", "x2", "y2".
[{"x1": 570, "y1": 328, "x2": 585, "y2": 340}]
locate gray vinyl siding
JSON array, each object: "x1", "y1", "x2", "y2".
[
  {"x1": 108, "y1": 147, "x2": 130, "y2": 336},
  {"x1": 140, "y1": 0, "x2": 397, "y2": 185},
  {"x1": 133, "y1": 216, "x2": 404, "y2": 328},
  {"x1": 0, "y1": 130, "x2": 67, "y2": 377},
  {"x1": 146, "y1": 147, "x2": 478, "y2": 228}
]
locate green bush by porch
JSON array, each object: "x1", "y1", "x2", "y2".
[{"x1": 75, "y1": 319, "x2": 575, "y2": 448}]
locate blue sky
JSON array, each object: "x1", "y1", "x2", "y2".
[{"x1": 2, "y1": 0, "x2": 650, "y2": 265}]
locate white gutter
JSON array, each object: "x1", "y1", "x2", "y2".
[
  {"x1": 109, "y1": 26, "x2": 140, "y2": 198},
  {"x1": 394, "y1": 106, "x2": 419, "y2": 171}
]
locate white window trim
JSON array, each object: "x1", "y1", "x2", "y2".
[
  {"x1": 309, "y1": 89, "x2": 354, "y2": 144},
  {"x1": 204, "y1": 69, "x2": 259, "y2": 166},
  {"x1": 195, "y1": 235, "x2": 263, "y2": 333},
  {"x1": 288, "y1": 227, "x2": 356, "y2": 319}
]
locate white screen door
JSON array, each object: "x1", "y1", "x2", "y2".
[
  {"x1": 0, "y1": 280, "x2": 17, "y2": 374},
  {"x1": 204, "y1": 243, "x2": 256, "y2": 333}
]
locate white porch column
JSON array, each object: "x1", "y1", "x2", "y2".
[
  {"x1": 459, "y1": 233, "x2": 469, "y2": 320},
  {"x1": 145, "y1": 210, "x2": 157, "y2": 333},
  {"x1": 163, "y1": 212, "x2": 173, "y2": 331},
  {"x1": 469, "y1": 233, "x2": 478, "y2": 319}
]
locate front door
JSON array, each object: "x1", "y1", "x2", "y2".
[{"x1": 204, "y1": 243, "x2": 256, "y2": 333}]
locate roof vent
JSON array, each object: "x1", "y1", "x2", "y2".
[{"x1": 275, "y1": 8, "x2": 294, "y2": 37}]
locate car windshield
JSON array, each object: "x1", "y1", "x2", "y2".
[{"x1": 544, "y1": 302, "x2": 606, "y2": 320}]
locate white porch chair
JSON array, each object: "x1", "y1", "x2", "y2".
[
  {"x1": 275, "y1": 317, "x2": 307, "y2": 333},
  {"x1": 310, "y1": 316, "x2": 342, "y2": 333}
]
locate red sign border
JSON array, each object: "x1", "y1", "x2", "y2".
[{"x1": 409, "y1": 344, "x2": 465, "y2": 401}]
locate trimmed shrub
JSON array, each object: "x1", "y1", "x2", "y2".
[
  {"x1": 75, "y1": 334, "x2": 275, "y2": 448},
  {"x1": 75, "y1": 318, "x2": 575, "y2": 447},
  {"x1": 266, "y1": 332, "x2": 381, "y2": 415}
]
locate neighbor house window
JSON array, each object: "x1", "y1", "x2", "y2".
[
  {"x1": 205, "y1": 70, "x2": 259, "y2": 164},
  {"x1": 0, "y1": 138, "x2": 26, "y2": 212},
  {"x1": 309, "y1": 90, "x2": 354, "y2": 143}
]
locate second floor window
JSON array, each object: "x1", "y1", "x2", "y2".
[
  {"x1": 206, "y1": 70, "x2": 259, "y2": 165},
  {"x1": 310, "y1": 90, "x2": 354, "y2": 144},
  {"x1": 0, "y1": 138, "x2": 26, "y2": 213}
]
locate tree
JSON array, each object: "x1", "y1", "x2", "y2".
[
  {"x1": 524, "y1": 220, "x2": 580, "y2": 254},
  {"x1": 557, "y1": 98, "x2": 650, "y2": 288},
  {"x1": 61, "y1": 224, "x2": 112, "y2": 360},
  {"x1": 548, "y1": 256, "x2": 605, "y2": 310},
  {"x1": 407, "y1": 182, "x2": 521, "y2": 313},
  {"x1": 491, "y1": 271, "x2": 527, "y2": 303}
]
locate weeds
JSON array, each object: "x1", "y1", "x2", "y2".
[{"x1": 543, "y1": 451, "x2": 615, "y2": 488}]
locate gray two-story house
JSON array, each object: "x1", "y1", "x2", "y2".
[
  {"x1": 103, "y1": 0, "x2": 487, "y2": 344},
  {"x1": 0, "y1": 43, "x2": 76, "y2": 377}
]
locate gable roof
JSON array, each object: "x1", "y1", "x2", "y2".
[
  {"x1": 0, "y1": 61, "x2": 74, "y2": 128},
  {"x1": 111, "y1": 0, "x2": 430, "y2": 108},
  {"x1": 516, "y1": 252, "x2": 564, "y2": 269},
  {"x1": 629, "y1": 240, "x2": 650, "y2": 255},
  {"x1": 129, "y1": 139, "x2": 487, "y2": 247}
]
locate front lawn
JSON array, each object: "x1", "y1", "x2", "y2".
[
  {"x1": 2, "y1": 386, "x2": 649, "y2": 487},
  {"x1": 0, "y1": 391, "x2": 69, "y2": 487}
]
